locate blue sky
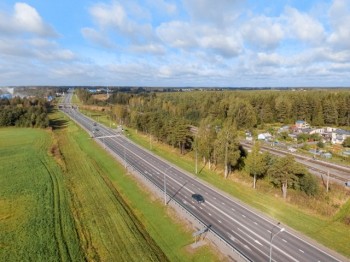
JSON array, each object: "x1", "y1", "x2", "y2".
[{"x1": 0, "y1": 0, "x2": 349, "y2": 87}]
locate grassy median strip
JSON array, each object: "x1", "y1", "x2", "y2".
[
  {"x1": 54, "y1": 110, "x2": 221, "y2": 262},
  {"x1": 0, "y1": 128, "x2": 84, "y2": 262}
]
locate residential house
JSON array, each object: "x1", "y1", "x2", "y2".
[
  {"x1": 331, "y1": 129, "x2": 350, "y2": 144},
  {"x1": 258, "y1": 133, "x2": 272, "y2": 141},
  {"x1": 295, "y1": 120, "x2": 309, "y2": 129}
]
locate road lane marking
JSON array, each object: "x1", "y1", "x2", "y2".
[
  {"x1": 205, "y1": 201, "x2": 298, "y2": 262},
  {"x1": 222, "y1": 202, "x2": 225, "y2": 205},
  {"x1": 242, "y1": 214, "x2": 246, "y2": 218},
  {"x1": 282, "y1": 239, "x2": 287, "y2": 243},
  {"x1": 254, "y1": 222, "x2": 258, "y2": 225},
  {"x1": 231, "y1": 208, "x2": 235, "y2": 211},
  {"x1": 209, "y1": 213, "x2": 212, "y2": 216},
  {"x1": 299, "y1": 249, "x2": 304, "y2": 253},
  {"x1": 254, "y1": 240, "x2": 263, "y2": 246},
  {"x1": 88, "y1": 121, "x2": 339, "y2": 262},
  {"x1": 218, "y1": 220, "x2": 222, "y2": 223}
]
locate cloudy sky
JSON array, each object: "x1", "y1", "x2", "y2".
[{"x1": 0, "y1": 0, "x2": 349, "y2": 87}]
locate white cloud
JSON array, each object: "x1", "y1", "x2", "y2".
[
  {"x1": 0, "y1": 2, "x2": 56, "y2": 37},
  {"x1": 130, "y1": 43, "x2": 166, "y2": 55},
  {"x1": 157, "y1": 21, "x2": 242, "y2": 57},
  {"x1": 183, "y1": 0, "x2": 243, "y2": 25},
  {"x1": 88, "y1": 2, "x2": 155, "y2": 44},
  {"x1": 328, "y1": 0, "x2": 350, "y2": 50},
  {"x1": 147, "y1": 0, "x2": 176, "y2": 15},
  {"x1": 256, "y1": 52, "x2": 283, "y2": 67},
  {"x1": 284, "y1": 7, "x2": 325, "y2": 44},
  {"x1": 81, "y1": 27, "x2": 115, "y2": 48},
  {"x1": 241, "y1": 16, "x2": 284, "y2": 50}
]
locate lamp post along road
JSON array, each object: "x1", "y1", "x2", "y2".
[
  {"x1": 164, "y1": 166, "x2": 172, "y2": 205},
  {"x1": 269, "y1": 224, "x2": 285, "y2": 262}
]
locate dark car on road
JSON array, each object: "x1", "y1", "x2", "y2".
[{"x1": 192, "y1": 194, "x2": 205, "y2": 203}]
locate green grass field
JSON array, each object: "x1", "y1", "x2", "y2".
[
  {"x1": 0, "y1": 128, "x2": 84, "y2": 261},
  {"x1": 1, "y1": 111, "x2": 223, "y2": 262},
  {"x1": 54, "y1": 110, "x2": 221, "y2": 262},
  {"x1": 54, "y1": 116, "x2": 169, "y2": 262}
]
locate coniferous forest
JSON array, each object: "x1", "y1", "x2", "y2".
[{"x1": 76, "y1": 88, "x2": 349, "y2": 198}]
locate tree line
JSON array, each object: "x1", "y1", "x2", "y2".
[
  {"x1": 0, "y1": 97, "x2": 50, "y2": 128},
  {"x1": 76, "y1": 89, "x2": 348, "y2": 198}
]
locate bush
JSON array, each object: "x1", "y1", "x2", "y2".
[{"x1": 299, "y1": 173, "x2": 319, "y2": 196}]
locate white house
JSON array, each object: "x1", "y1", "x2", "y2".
[
  {"x1": 331, "y1": 129, "x2": 350, "y2": 144},
  {"x1": 295, "y1": 120, "x2": 309, "y2": 129},
  {"x1": 258, "y1": 133, "x2": 272, "y2": 141}
]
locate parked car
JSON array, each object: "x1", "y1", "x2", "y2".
[{"x1": 192, "y1": 194, "x2": 205, "y2": 203}]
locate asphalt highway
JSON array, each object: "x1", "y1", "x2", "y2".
[{"x1": 60, "y1": 91, "x2": 344, "y2": 262}]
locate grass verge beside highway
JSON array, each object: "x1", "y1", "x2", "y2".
[
  {"x1": 71, "y1": 104, "x2": 350, "y2": 258},
  {"x1": 125, "y1": 128, "x2": 350, "y2": 258},
  {"x1": 54, "y1": 110, "x2": 222, "y2": 262}
]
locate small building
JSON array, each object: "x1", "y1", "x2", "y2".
[
  {"x1": 258, "y1": 133, "x2": 272, "y2": 141},
  {"x1": 309, "y1": 149, "x2": 321, "y2": 156},
  {"x1": 278, "y1": 125, "x2": 290, "y2": 133},
  {"x1": 331, "y1": 129, "x2": 350, "y2": 144},
  {"x1": 343, "y1": 151, "x2": 350, "y2": 157},
  {"x1": 321, "y1": 152, "x2": 332, "y2": 159},
  {"x1": 295, "y1": 120, "x2": 309, "y2": 129},
  {"x1": 299, "y1": 128, "x2": 315, "y2": 134}
]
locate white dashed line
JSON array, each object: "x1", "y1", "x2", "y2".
[
  {"x1": 254, "y1": 222, "x2": 258, "y2": 225},
  {"x1": 218, "y1": 220, "x2": 222, "y2": 223},
  {"x1": 222, "y1": 202, "x2": 225, "y2": 205},
  {"x1": 231, "y1": 208, "x2": 235, "y2": 211},
  {"x1": 299, "y1": 249, "x2": 304, "y2": 253},
  {"x1": 282, "y1": 239, "x2": 287, "y2": 243},
  {"x1": 209, "y1": 213, "x2": 212, "y2": 216},
  {"x1": 254, "y1": 240, "x2": 263, "y2": 246},
  {"x1": 242, "y1": 215, "x2": 246, "y2": 218}
]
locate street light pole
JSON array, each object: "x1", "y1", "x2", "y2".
[
  {"x1": 164, "y1": 172, "x2": 167, "y2": 205},
  {"x1": 269, "y1": 223, "x2": 285, "y2": 262},
  {"x1": 164, "y1": 166, "x2": 172, "y2": 205}
]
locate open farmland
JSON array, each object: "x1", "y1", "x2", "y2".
[
  {"x1": 0, "y1": 113, "x2": 221, "y2": 262},
  {"x1": 0, "y1": 128, "x2": 84, "y2": 261}
]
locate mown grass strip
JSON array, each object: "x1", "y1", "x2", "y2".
[{"x1": 54, "y1": 110, "x2": 221, "y2": 262}]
